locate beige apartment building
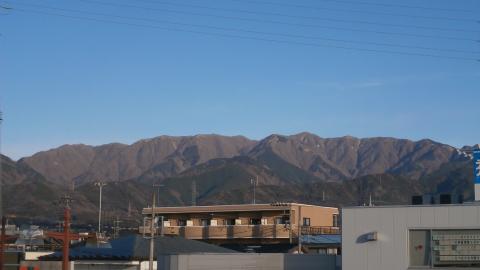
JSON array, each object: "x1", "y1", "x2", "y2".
[{"x1": 140, "y1": 203, "x2": 339, "y2": 245}]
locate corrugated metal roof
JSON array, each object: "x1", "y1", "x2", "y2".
[{"x1": 301, "y1": 234, "x2": 341, "y2": 245}]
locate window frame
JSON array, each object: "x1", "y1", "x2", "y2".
[{"x1": 303, "y1": 217, "x2": 311, "y2": 226}]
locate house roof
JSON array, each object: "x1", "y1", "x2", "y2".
[
  {"x1": 143, "y1": 203, "x2": 338, "y2": 215},
  {"x1": 301, "y1": 234, "x2": 341, "y2": 246},
  {"x1": 40, "y1": 235, "x2": 236, "y2": 261}
]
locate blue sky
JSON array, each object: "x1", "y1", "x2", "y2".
[{"x1": 0, "y1": 0, "x2": 479, "y2": 159}]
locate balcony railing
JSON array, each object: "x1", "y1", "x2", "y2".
[
  {"x1": 301, "y1": 226, "x2": 340, "y2": 235},
  {"x1": 139, "y1": 225, "x2": 339, "y2": 240}
]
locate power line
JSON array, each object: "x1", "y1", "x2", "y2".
[
  {"x1": 133, "y1": 0, "x2": 480, "y2": 33},
  {"x1": 227, "y1": 0, "x2": 478, "y2": 14},
  {"x1": 12, "y1": 7, "x2": 479, "y2": 62},
  {"x1": 12, "y1": 2, "x2": 480, "y2": 55},
  {"x1": 225, "y1": 0, "x2": 479, "y2": 22},
  {"x1": 76, "y1": 0, "x2": 479, "y2": 42}
]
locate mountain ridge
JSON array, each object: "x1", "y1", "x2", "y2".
[{"x1": 2, "y1": 133, "x2": 473, "y2": 224}]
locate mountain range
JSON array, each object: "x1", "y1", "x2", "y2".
[{"x1": 1, "y1": 133, "x2": 474, "y2": 225}]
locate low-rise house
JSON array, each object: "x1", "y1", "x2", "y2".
[{"x1": 21, "y1": 234, "x2": 235, "y2": 270}]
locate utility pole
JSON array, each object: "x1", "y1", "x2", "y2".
[
  {"x1": 113, "y1": 216, "x2": 121, "y2": 239},
  {"x1": 250, "y1": 176, "x2": 258, "y2": 204},
  {"x1": 44, "y1": 196, "x2": 79, "y2": 270},
  {"x1": 127, "y1": 200, "x2": 132, "y2": 218},
  {"x1": 61, "y1": 195, "x2": 73, "y2": 270},
  {"x1": 191, "y1": 180, "x2": 197, "y2": 206},
  {"x1": 149, "y1": 187, "x2": 156, "y2": 270},
  {"x1": 0, "y1": 110, "x2": 4, "y2": 270},
  {"x1": 297, "y1": 206, "x2": 302, "y2": 254},
  {"x1": 94, "y1": 182, "x2": 107, "y2": 233},
  {"x1": 144, "y1": 183, "x2": 164, "y2": 270}
]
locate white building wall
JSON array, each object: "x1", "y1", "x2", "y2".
[
  {"x1": 342, "y1": 203, "x2": 480, "y2": 270},
  {"x1": 158, "y1": 254, "x2": 337, "y2": 270}
]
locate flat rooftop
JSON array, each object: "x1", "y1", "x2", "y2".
[
  {"x1": 143, "y1": 203, "x2": 338, "y2": 214},
  {"x1": 343, "y1": 201, "x2": 480, "y2": 210}
]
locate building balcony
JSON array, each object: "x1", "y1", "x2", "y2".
[{"x1": 139, "y1": 225, "x2": 340, "y2": 240}]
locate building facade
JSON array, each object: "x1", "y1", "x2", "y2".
[
  {"x1": 141, "y1": 203, "x2": 339, "y2": 245},
  {"x1": 342, "y1": 203, "x2": 480, "y2": 270}
]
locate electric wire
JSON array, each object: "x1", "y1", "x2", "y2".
[
  {"x1": 76, "y1": 0, "x2": 480, "y2": 42},
  {"x1": 225, "y1": 0, "x2": 479, "y2": 22},
  {"x1": 11, "y1": 7, "x2": 479, "y2": 62},
  {"x1": 226, "y1": 0, "x2": 475, "y2": 13},
  {"x1": 132, "y1": 0, "x2": 480, "y2": 34},
  {"x1": 12, "y1": 2, "x2": 480, "y2": 55}
]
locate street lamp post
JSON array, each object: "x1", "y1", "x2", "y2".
[{"x1": 94, "y1": 182, "x2": 107, "y2": 233}]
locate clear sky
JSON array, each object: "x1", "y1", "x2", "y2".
[{"x1": 0, "y1": 0, "x2": 479, "y2": 159}]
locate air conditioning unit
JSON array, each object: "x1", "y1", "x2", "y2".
[{"x1": 366, "y1": 231, "x2": 377, "y2": 241}]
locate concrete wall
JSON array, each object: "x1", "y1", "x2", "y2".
[
  {"x1": 24, "y1": 252, "x2": 55, "y2": 261},
  {"x1": 158, "y1": 254, "x2": 337, "y2": 270},
  {"x1": 342, "y1": 204, "x2": 480, "y2": 270},
  {"x1": 21, "y1": 261, "x2": 72, "y2": 270},
  {"x1": 75, "y1": 261, "x2": 140, "y2": 270},
  {"x1": 284, "y1": 254, "x2": 336, "y2": 270},
  {"x1": 22, "y1": 260, "x2": 141, "y2": 270}
]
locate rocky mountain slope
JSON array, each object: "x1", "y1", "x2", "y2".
[
  {"x1": 249, "y1": 133, "x2": 460, "y2": 181},
  {"x1": 1, "y1": 133, "x2": 473, "y2": 224},
  {"x1": 19, "y1": 135, "x2": 256, "y2": 185}
]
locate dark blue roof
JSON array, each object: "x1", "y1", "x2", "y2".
[{"x1": 41, "y1": 235, "x2": 235, "y2": 261}]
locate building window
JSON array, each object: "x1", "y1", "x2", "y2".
[
  {"x1": 178, "y1": 219, "x2": 187, "y2": 226},
  {"x1": 275, "y1": 216, "x2": 289, "y2": 225},
  {"x1": 225, "y1": 219, "x2": 236, "y2": 225},
  {"x1": 250, "y1": 218, "x2": 262, "y2": 225},
  {"x1": 261, "y1": 218, "x2": 268, "y2": 225},
  {"x1": 409, "y1": 229, "x2": 480, "y2": 268},
  {"x1": 201, "y1": 219, "x2": 210, "y2": 227},
  {"x1": 303, "y1": 218, "x2": 311, "y2": 226},
  {"x1": 333, "y1": 214, "x2": 339, "y2": 227}
]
